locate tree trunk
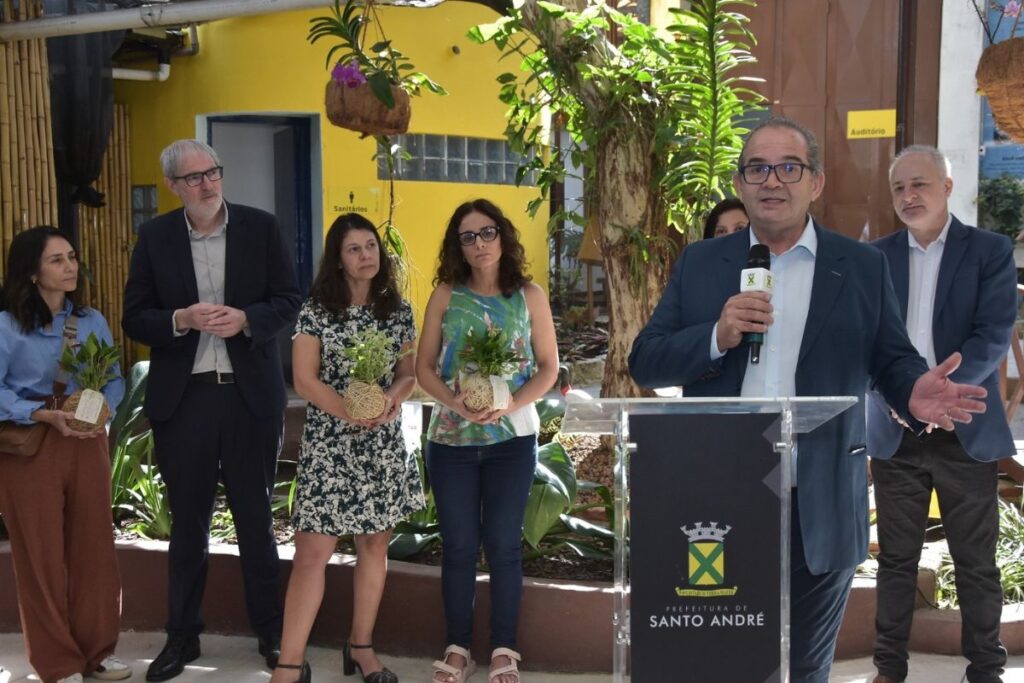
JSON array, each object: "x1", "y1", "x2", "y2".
[{"x1": 594, "y1": 129, "x2": 671, "y2": 398}]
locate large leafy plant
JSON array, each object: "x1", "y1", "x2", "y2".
[
  {"x1": 108, "y1": 361, "x2": 172, "y2": 539},
  {"x1": 469, "y1": 0, "x2": 763, "y2": 397},
  {"x1": 388, "y1": 398, "x2": 615, "y2": 564},
  {"x1": 469, "y1": 0, "x2": 761, "y2": 247}
]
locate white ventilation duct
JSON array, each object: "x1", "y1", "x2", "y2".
[
  {"x1": 0, "y1": 0, "x2": 444, "y2": 42},
  {"x1": 113, "y1": 61, "x2": 170, "y2": 81}
]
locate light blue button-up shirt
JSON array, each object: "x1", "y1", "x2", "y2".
[
  {"x1": 0, "y1": 301, "x2": 125, "y2": 424},
  {"x1": 710, "y1": 216, "x2": 817, "y2": 475}
]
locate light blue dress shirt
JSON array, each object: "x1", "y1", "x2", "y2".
[
  {"x1": 710, "y1": 216, "x2": 817, "y2": 475},
  {"x1": 0, "y1": 301, "x2": 126, "y2": 424}
]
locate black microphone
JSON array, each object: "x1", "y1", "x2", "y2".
[{"x1": 740, "y1": 244, "x2": 772, "y2": 365}]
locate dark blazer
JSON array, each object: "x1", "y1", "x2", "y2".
[
  {"x1": 867, "y1": 216, "x2": 1017, "y2": 462},
  {"x1": 122, "y1": 202, "x2": 301, "y2": 422},
  {"x1": 629, "y1": 223, "x2": 928, "y2": 574}
]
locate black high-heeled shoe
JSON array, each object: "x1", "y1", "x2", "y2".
[
  {"x1": 275, "y1": 661, "x2": 312, "y2": 683},
  {"x1": 343, "y1": 642, "x2": 398, "y2": 683}
]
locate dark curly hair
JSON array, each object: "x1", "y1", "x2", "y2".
[
  {"x1": 434, "y1": 199, "x2": 531, "y2": 297},
  {"x1": 3, "y1": 226, "x2": 85, "y2": 333},
  {"x1": 702, "y1": 198, "x2": 748, "y2": 240},
  {"x1": 307, "y1": 213, "x2": 400, "y2": 321}
]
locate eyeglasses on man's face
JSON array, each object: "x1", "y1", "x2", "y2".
[
  {"x1": 737, "y1": 162, "x2": 809, "y2": 185},
  {"x1": 174, "y1": 166, "x2": 224, "y2": 187},
  {"x1": 458, "y1": 225, "x2": 500, "y2": 246}
]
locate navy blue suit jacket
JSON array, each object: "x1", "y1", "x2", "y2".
[
  {"x1": 867, "y1": 217, "x2": 1016, "y2": 462},
  {"x1": 122, "y1": 202, "x2": 301, "y2": 422},
  {"x1": 629, "y1": 223, "x2": 928, "y2": 573}
]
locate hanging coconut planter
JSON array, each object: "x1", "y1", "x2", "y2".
[
  {"x1": 325, "y1": 78, "x2": 411, "y2": 136},
  {"x1": 977, "y1": 37, "x2": 1024, "y2": 143},
  {"x1": 310, "y1": 0, "x2": 441, "y2": 138}
]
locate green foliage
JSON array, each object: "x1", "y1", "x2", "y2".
[
  {"x1": 522, "y1": 439, "x2": 615, "y2": 561},
  {"x1": 108, "y1": 361, "x2": 171, "y2": 539},
  {"x1": 935, "y1": 498, "x2": 1024, "y2": 608},
  {"x1": 460, "y1": 326, "x2": 523, "y2": 377},
  {"x1": 468, "y1": 0, "x2": 763, "y2": 247},
  {"x1": 343, "y1": 327, "x2": 396, "y2": 383},
  {"x1": 389, "y1": 399, "x2": 614, "y2": 564},
  {"x1": 373, "y1": 137, "x2": 414, "y2": 293},
  {"x1": 978, "y1": 174, "x2": 1024, "y2": 239},
  {"x1": 60, "y1": 332, "x2": 120, "y2": 391},
  {"x1": 661, "y1": 0, "x2": 764, "y2": 236},
  {"x1": 523, "y1": 440, "x2": 577, "y2": 547},
  {"x1": 389, "y1": 437, "x2": 442, "y2": 560},
  {"x1": 307, "y1": 0, "x2": 445, "y2": 105},
  {"x1": 124, "y1": 441, "x2": 172, "y2": 540}
]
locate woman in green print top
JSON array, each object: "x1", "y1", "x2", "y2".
[{"x1": 416, "y1": 199, "x2": 559, "y2": 683}]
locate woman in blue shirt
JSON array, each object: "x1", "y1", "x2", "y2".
[{"x1": 0, "y1": 226, "x2": 128, "y2": 683}]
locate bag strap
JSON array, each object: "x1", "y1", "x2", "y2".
[{"x1": 53, "y1": 314, "x2": 78, "y2": 397}]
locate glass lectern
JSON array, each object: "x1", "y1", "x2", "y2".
[{"x1": 561, "y1": 396, "x2": 858, "y2": 683}]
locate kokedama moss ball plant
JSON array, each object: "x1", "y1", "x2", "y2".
[
  {"x1": 342, "y1": 327, "x2": 397, "y2": 420},
  {"x1": 59, "y1": 332, "x2": 120, "y2": 431},
  {"x1": 459, "y1": 325, "x2": 524, "y2": 413}
]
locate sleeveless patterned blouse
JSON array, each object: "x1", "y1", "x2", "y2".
[{"x1": 426, "y1": 286, "x2": 539, "y2": 446}]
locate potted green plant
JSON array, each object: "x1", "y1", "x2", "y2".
[
  {"x1": 459, "y1": 325, "x2": 524, "y2": 413},
  {"x1": 973, "y1": 0, "x2": 1024, "y2": 142},
  {"x1": 59, "y1": 332, "x2": 120, "y2": 431},
  {"x1": 308, "y1": 0, "x2": 444, "y2": 136},
  {"x1": 341, "y1": 327, "x2": 396, "y2": 420}
]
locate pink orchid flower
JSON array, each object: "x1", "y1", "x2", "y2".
[{"x1": 332, "y1": 60, "x2": 367, "y2": 88}]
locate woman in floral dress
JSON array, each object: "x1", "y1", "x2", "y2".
[{"x1": 271, "y1": 213, "x2": 422, "y2": 683}]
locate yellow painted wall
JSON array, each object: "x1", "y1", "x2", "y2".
[{"x1": 115, "y1": 3, "x2": 549, "y2": 320}]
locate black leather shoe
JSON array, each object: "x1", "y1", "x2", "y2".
[
  {"x1": 258, "y1": 632, "x2": 282, "y2": 669},
  {"x1": 146, "y1": 634, "x2": 200, "y2": 682}
]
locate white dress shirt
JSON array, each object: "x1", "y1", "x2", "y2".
[{"x1": 904, "y1": 215, "x2": 951, "y2": 369}]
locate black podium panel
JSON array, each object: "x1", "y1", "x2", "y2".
[{"x1": 630, "y1": 412, "x2": 783, "y2": 683}]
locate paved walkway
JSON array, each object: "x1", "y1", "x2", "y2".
[{"x1": 3, "y1": 632, "x2": 1024, "y2": 682}]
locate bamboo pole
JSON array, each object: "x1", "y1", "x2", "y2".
[
  {"x1": 0, "y1": 43, "x2": 12, "y2": 249},
  {"x1": 0, "y1": 0, "x2": 60, "y2": 278},
  {"x1": 28, "y1": 36, "x2": 44, "y2": 224},
  {"x1": 22, "y1": 39, "x2": 37, "y2": 228},
  {"x1": 12, "y1": 38, "x2": 26, "y2": 232}
]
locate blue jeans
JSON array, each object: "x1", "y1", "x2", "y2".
[{"x1": 426, "y1": 435, "x2": 537, "y2": 650}]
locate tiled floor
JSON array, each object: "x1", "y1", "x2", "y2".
[{"x1": 2, "y1": 632, "x2": 1024, "y2": 682}]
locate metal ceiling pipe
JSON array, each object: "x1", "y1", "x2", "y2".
[{"x1": 0, "y1": 0, "x2": 444, "y2": 43}]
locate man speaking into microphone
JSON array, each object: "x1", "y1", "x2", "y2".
[{"x1": 629, "y1": 117, "x2": 989, "y2": 683}]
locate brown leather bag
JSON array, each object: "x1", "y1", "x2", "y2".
[{"x1": 0, "y1": 315, "x2": 79, "y2": 457}]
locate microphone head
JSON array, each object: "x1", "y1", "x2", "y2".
[{"x1": 746, "y1": 243, "x2": 770, "y2": 269}]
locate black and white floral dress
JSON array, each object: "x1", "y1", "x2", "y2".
[{"x1": 292, "y1": 300, "x2": 424, "y2": 535}]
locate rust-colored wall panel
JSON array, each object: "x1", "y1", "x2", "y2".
[{"x1": 742, "y1": 0, "x2": 941, "y2": 239}]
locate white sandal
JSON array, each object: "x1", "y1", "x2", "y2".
[
  {"x1": 488, "y1": 648, "x2": 521, "y2": 683},
  {"x1": 432, "y1": 644, "x2": 477, "y2": 683}
]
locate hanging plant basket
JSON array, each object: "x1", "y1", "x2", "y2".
[
  {"x1": 325, "y1": 79, "x2": 411, "y2": 136},
  {"x1": 976, "y1": 37, "x2": 1024, "y2": 143}
]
